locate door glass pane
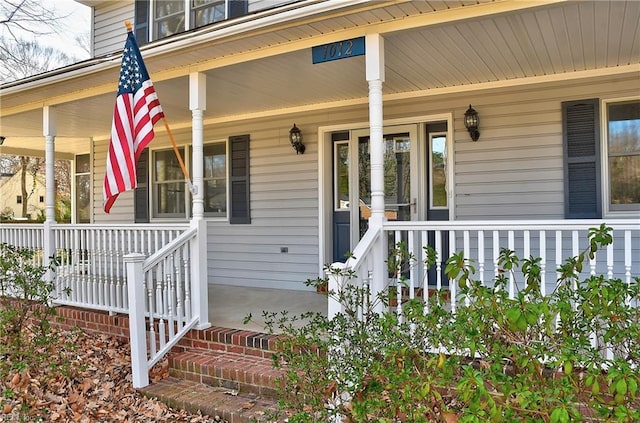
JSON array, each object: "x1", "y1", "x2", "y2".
[
  {"x1": 358, "y1": 133, "x2": 411, "y2": 227},
  {"x1": 335, "y1": 142, "x2": 349, "y2": 210},
  {"x1": 430, "y1": 135, "x2": 447, "y2": 208}
]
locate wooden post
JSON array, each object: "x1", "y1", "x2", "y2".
[{"x1": 125, "y1": 253, "x2": 149, "y2": 388}]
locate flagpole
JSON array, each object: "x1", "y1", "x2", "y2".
[
  {"x1": 124, "y1": 21, "x2": 196, "y2": 195},
  {"x1": 162, "y1": 116, "x2": 196, "y2": 195}
]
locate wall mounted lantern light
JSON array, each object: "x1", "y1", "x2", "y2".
[
  {"x1": 463, "y1": 105, "x2": 480, "y2": 142},
  {"x1": 289, "y1": 123, "x2": 305, "y2": 154}
]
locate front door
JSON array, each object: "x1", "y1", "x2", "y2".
[{"x1": 333, "y1": 124, "x2": 418, "y2": 262}]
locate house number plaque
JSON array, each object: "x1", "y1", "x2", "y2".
[{"x1": 312, "y1": 37, "x2": 365, "y2": 64}]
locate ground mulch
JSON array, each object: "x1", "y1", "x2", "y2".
[{"x1": 0, "y1": 326, "x2": 228, "y2": 422}]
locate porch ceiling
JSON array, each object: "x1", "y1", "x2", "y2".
[{"x1": 0, "y1": 0, "x2": 638, "y2": 155}]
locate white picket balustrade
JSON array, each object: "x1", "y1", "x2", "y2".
[
  {"x1": 126, "y1": 226, "x2": 199, "y2": 388},
  {"x1": 51, "y1": 224, "x2": 189, "y2": 313},
  {"x1": 0, "y1": 224, "x2": 45, "y2": 266},
  {"x1": 330, "y1": 220, "x2": 639, "y2": 319}
]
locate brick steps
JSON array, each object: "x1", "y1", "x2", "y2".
[
  {"x1": 150, "y1": 325, "x2": 287, "y2": 421},
  {"x1": 52, "y1": 307, "x2": 287, "y2": 421},
  {"x1": 140, "y1": 377, "x2": 281, "y2": 423},
  {"x1": 168, "y1": 348, "x2": 282, "y2": 399}
]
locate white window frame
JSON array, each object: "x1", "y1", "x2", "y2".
[{"x1": 600, "y1": 96, "x2": 640, "y2": 217}]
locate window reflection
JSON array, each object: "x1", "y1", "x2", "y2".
[
  {"x1": 203, "y1": 143, "x2": 226, "y2": 216},
  {"x1": 75, "y1": 154, "x2": 91, "y2": 223},
  {"x1": 193, "y1": 0, "x2": 226, "y2": 27},
  {"x1": 335, "y1": 143, "x2": 349, "y2": 209},
  {"x1": 430, "y1": 135, "x2": 447, "y2": 208},
  {"x1": 607, "y1": 100, "x2": 640, "y2": 209},
  {"x1": 154, "y1": 148, "x2": 186, "y2": 216},
  {"x1": 154, "y1": 0, "x2": 185, "y2": 38}
]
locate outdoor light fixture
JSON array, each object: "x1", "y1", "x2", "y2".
[
  {"x1": 289, "y1": 123, "x2": 305, "y2": 154},
  {"x1": 464, "y1": 105, "x2": 480, "y2": 141},
  {"x1": 0, "y1": 136, "x2": 5, "y2": 146}
]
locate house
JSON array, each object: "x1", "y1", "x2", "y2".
[
  {"x1": 0, "y1": 170, "x2": 47, "y2": 220},
  {"x1": 0, "y1": 0, "x2": 638, "y2": 389}
]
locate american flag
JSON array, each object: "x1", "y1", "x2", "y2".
[{"x1": 103, "y1": 31, "x2": 164, "y2": 213}]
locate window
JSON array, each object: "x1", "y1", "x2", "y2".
[
  {"x1": 39, "y1": 196, "x2": 44, "y2": 203},
  {"x1": 154, "y1": 0, "x2": 185, "y2": 39},
  {"x1": 562, "y1": 97, "x2": 640, "y2": 218},
  {"x1": 134, "y1": 149, "x2": 150, "y2": 223},
  {"x1": 137, "y1": 0, "x2": 248, "y2": 44},
  {"x1": 75, "y1": 154, "x2": 91, "y2": 223},
  {"x1": 145, "y1": 136, "x2": 249, "y2": 221},
  {"x1": 192, "y1": 0, "x2": 226, "y2": 28},
  {"x1": 16, "y1": 196, "x2": 22, "y2": 204},
  {"x1": 203, "y1": 142, "x2": 227, "y2": 216},
  {"x1": 604, "y1": 99, "x2": 640, "y2": 213},
  {"x1": 153, "y1": 148, "x2": 187, "y2": 217}
]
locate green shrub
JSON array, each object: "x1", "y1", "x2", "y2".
[
  {"x1": 257, "y1": 224, "x2": 639, "y2": 422},
  {"x1": 0, "y1": 243, "x2": 60, "y2": 376}
]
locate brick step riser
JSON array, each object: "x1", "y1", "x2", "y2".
[
  {"x1": 168, "y1": 361, "x2": 280, "y2": 399},
  {"x1": 52, "y1": 307, "x2": 282, "y2": 399}
]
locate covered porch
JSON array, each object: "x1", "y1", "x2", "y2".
[{"x1": 1, "y1": 0, "x2": 639, "y2": 389}]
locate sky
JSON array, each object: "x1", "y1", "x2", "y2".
[{"x1": 35, "y1": 0, "x2": 91, "y2": 60}]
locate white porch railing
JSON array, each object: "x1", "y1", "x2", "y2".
[
  {"x1": 0, "y1": 224, "x2": 45, "y2": 266},
  {"x1": 52, "y1": 224, "x2": 189, "y2": 313},
  {"x1": 125, "y1": 223, "x2": 208, "y2": 388},
  {"x1": 2, "y1": 221, "x2": 207, "y2": 388},
  {"x1": 329, "y1": 220, "x2": 640, "y2": 319}
]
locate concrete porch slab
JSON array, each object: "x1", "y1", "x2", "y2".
[{"x1": 208, "y1": 284, "x2": 327, "y2": 332}]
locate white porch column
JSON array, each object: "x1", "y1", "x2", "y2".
[
  {"x1": 43, "y1": 106, "x2": 57, "y2": 223},
  {"x1": 366, "y1": 34, "x2": 386, "y2": 228},
  {"x1": 189, "y1": 72, "x2": 210, "y2": 329},
  {"x1": 43, "y1": 106, "x2": 57, "y2": 280},
  {"x1": 365, "y1": 34, "x2": 387, "y2": 312},
  {"x1": 190, "y1": 72, "x2": 206, "y2": 220}
]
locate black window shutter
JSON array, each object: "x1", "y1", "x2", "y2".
[
  {"x1": 228, "y1": 0, "x2": 248, "y2": 19},
  {"x1": 134, "y1": 148, "x2": 149, "y2": 223},
  {"x1": 134, "y1": 0, "x2": 149, "y2": 45},
  {"x1": 562, "y1": 99, "x2": 601, "y2": 218},
  {"x1": 229, "y1": 135, "x2": 250, "y2": 224}
]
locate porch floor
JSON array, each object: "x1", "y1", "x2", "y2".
[{"x1": 208, "y1": 284, "x2": 327, "y2": 332}]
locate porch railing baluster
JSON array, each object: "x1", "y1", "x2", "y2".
[
  {"x1": 478, "y1": 230, "x2": 485, "y2": 286},
  {"x1": 329, "y1": 220, "x2": 639, "y2": 372}
]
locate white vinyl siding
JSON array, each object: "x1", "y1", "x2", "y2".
[
  {"x1": 85, "y1": 73, "x2": 637, "y2": 288},
  {"x1": 248, "y1": 0, "x2": 294, "y2": 13},
  {"x1": 448, "y1": 78, "x2": 634, "y2": 220},
  {"x1": 379, "y1": 75, "x2": 635, "y2": 221},
  {"x1": 92, "y1": 140, "x2": 135, "y2": 223},
  {"x1": 93, "y1": 2, "x2": 135, "y2": 57},
  {"x1": 207, "y1": 116, "x2": 319, "y2": 291}
]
